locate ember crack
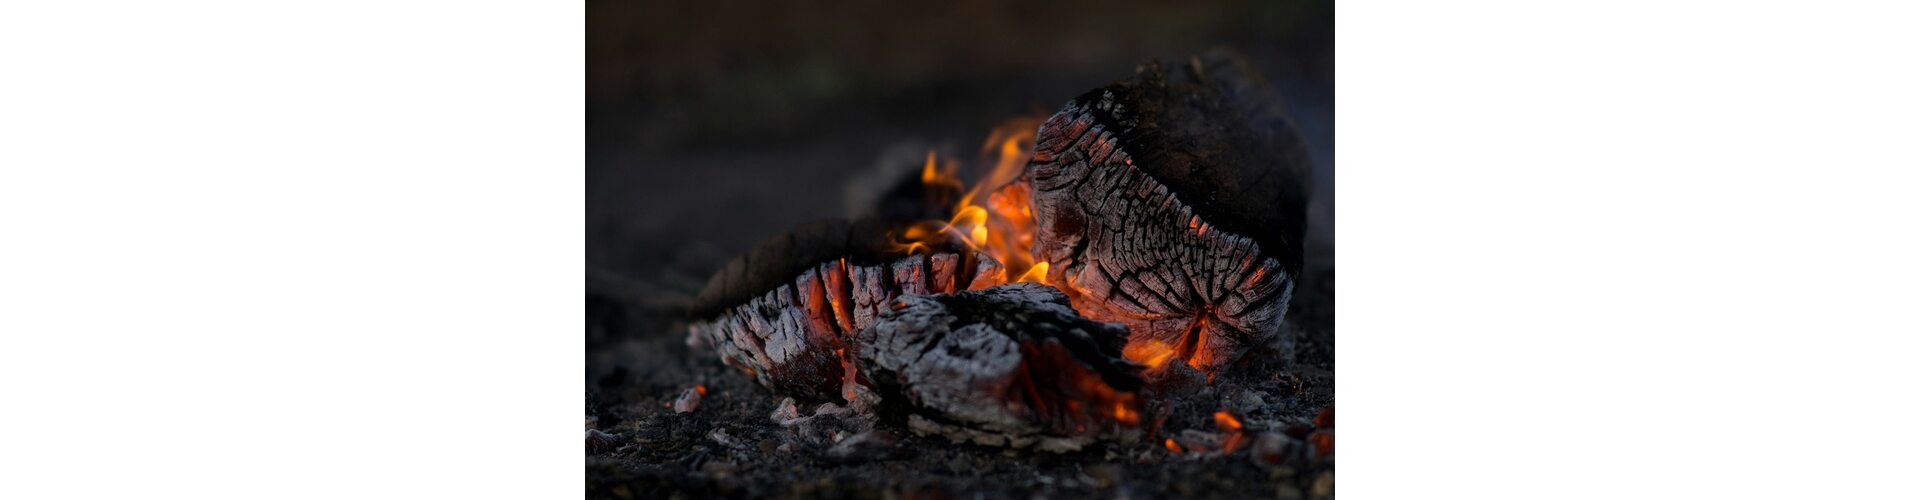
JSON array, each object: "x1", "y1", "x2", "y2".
[{"x1": 859, "y1": 283, "x2": 1144, "y2": 452}]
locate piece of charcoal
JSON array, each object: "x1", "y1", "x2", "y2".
[
  {"x1": 672, "y1": 385, "x2": 705, "y2": 413},
  {"x1": 858, "y1": 282, "x2": 1146, "y2": 452},
  {"x1": 1025, "y1": 49, "x2": 1313, "y2": 375}
]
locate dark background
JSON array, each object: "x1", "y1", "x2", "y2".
[{"x1": 587, "y1": 0, "x2": 1333, "y2": 297}]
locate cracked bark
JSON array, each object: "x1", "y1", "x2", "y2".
[{"x1": 1026, "y1": 49, "x2": 1313, "y2": 375}]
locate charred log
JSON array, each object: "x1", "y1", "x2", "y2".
[
  {"x1": 687, "y1": 219, "x2": 1007, "y2": 403},
  {"x1": 1026, "y1": 49, "x2": 1313, "y2": 375},
  {"x1": 857, "y1": 283, "x2": 1145, "y2": 452}
]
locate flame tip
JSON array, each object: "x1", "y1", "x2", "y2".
[{"x1": 893, "y1": 116, "x2": 1045, "y2": 283}]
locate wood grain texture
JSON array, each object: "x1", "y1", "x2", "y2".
[{"x1": 1026, "y1": 49, "x2": 1312, "y2": 375}]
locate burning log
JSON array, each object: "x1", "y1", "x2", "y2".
[
  {"x1": 688, "y1": 219, "x2": 1007, "y2": 403},
  {"x1": 858, "y1": 283, "x2": 1145, "y2": 452},
  {"x1": 1025, "y1": 50, "x2": 1313, "y2": 375}
]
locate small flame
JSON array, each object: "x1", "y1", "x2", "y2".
[
  {"x1": 694, "y1": 384, "x2": 708, "y2": 396},
  {"x1": 1123, "y1": 340, "x2": 1179, "y2": 370},
  {"x1": 892, "y1": 116, "x2": 1047, "y2": 284},
  {"x1": 1164, "y1": 438, "x2": 1184, "y2": 454},
  {"x1": 1014, "y1": 261, "x2": 1049, "y2": 285},
  {"x1": 921, "y1": 150, "x2": 939, "y2": 183}
]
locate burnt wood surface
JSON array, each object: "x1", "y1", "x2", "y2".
[
  {"x1": 687, "y1": 219, "x2": 1007, "y2": 402},
  {"x1": 1027, "y1": 49, "x2": 1312, "y2": 375},
  {"x1": 858, "y1": 283, "x2": 1144, "y2": 452}
]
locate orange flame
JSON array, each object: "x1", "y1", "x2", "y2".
[
  {"x1": 693, "y1": 384, "x2": 708, "y2": 396},
  {"x1": 1165, "y1": 438, "x2": 1184, "y2": 454},
  {"x1": 1014, "y1": 261, "x2": 1050, "y2": 285},
  {"x1": 1122, "y1": 340, "x2": 1180, "y2": 370},
  {"x1": 892, "y1": 116, "x2": 1048, "y2": 285},
  {"x1": 921, "y1": 151, "x2": 939, "y2": 183}
]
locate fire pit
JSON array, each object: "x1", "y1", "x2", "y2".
[{"x1": 587, "y1": 50, "x2": 1334, "y2": 498}]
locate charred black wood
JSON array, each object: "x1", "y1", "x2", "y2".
[
  {"x1": 857, "y1": 283, "x2": 1145, "y2": 452},
  {"x1": 687, "y1": 219, "x2": 1006, "y2": 403},
  {"x1": 1026, "y1": 49, "x2": 1312, "y2": 375}
]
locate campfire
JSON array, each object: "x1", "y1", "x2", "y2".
[{"x1": 676, "y1": 51, "x2": 1328, "y2": 463}]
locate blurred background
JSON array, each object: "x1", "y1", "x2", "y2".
[{"x1": 587, "y1": 0, "x2": 1333, "y2": 322}]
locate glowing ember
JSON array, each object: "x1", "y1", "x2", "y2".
[
  {"x1": 1011, "y1": 338, "x2": 1143, "y2": 432},
  {"x1": 1215, "y1": 409, "x2": 1250, "y2": 454},
  {"x1": 1213, "y1": 410, "x2": 1243, "y2": 431},
  {"x1": 836, "y1": 347, "x2": 860, "y2": 402},
  {"x1": 1164, "y1": 438, "x2": 1184, "y2": 454}
]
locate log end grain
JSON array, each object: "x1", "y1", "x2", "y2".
[{"x1": 1027, "y1": 50, "x2": 1312, "y2": 375}]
